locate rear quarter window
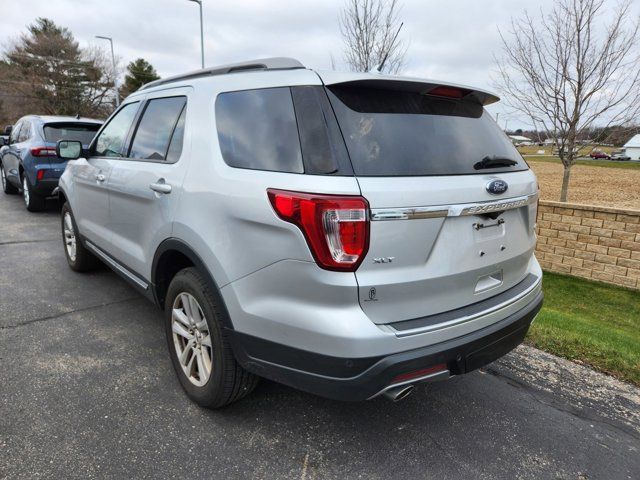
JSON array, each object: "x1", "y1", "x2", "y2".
[{"x1": 215, "y1": 87, "x2": 303, "y2": 173}]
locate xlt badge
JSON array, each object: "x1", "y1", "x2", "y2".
[{"x1": 373, "y1": 257, "x2": 395, "y2": 264}]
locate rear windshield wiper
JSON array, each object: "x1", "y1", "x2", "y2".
[{"x1": 474, "y1": 156, "x2": 518, "y2": 170}]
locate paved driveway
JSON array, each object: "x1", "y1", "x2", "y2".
[{"x1": 1, "y1": 192, "x2": 638, "y2": 479}]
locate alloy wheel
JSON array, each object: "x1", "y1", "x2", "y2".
[
  {"x1": 22, "y1": 177, "x2": 29, "y2": 206},
  {"x1": 171, "y1": 292, "x2": 213, "y2": 387},
  {"x1": 63, "y1": 212, "x2": 77, "y2": 262}
]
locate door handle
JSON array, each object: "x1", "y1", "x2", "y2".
[
  {"x1": 150, "y1": 181, "x2": 172, "y2": 194},
  {"x1": 95, "y1": 173, "x2": 106, "y2": 183}
]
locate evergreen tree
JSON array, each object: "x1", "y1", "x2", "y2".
[
  {"x1": 2, "y1": 18, "x2": 115, "y2": 120},
  {"x1": 120, "y1": 58, "x2": 160, "y2": 97}
]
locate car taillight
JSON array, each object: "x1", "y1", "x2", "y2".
[
  {"x1": 37, "y1": 169, "x2": 45, "y2": 181},
  {"x1": 267, "y1": 189, "x2": 369, "y2": 272},
  {"x1": 30, "y1": 146, "x2": 56, "y2": 157},
  {"x1": 391, "y1": 364, "x2": 448, "y2": 384},
  {"x1": 427, "y1": 86, "x2": 470, "y2": 99}
]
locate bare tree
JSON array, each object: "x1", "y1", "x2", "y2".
[
  {"x1": 495, "y1": 0, "x2": 640, "y2": 202},
  {"x1": 339, "y1": 0, "x2": 407, "y2": 74}
]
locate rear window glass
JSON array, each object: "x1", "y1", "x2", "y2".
[
  {"x1": 130, "y1": 96, "x2": 187, "y2": 161},
  {"x1": 327, "y1": 86, "x2": 528, "y2": 176},
  {"x1": 44, "y1": 123, "x2": 101, "y2": 145},
  {"x1": 215, "y1": 87, "x2": 303, "y2": 173}
]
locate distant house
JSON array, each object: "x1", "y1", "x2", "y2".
[
  {"x1": 508, "y1": 135, "x2": 533, "y2": 145},
  {"x1": 623, "y1": 134, "x2": 640, "y2": 160}
]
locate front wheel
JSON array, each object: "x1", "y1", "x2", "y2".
[
  {"x1": 22, "y1": 175, "x2": 45, "y2": 211},
  {"x1": 60, "y1": 202, "x2": 99, "y2": 272},
  {"x1": 165, "y1": 268, "x2": 258, "y2": 408},
  {"x1": 1, "y1": 165, "x2": 18, "y2": 194}
]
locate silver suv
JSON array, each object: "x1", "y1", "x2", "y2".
[{"x1": 56, "y1": 58, "x2": 543, "y2": 407}]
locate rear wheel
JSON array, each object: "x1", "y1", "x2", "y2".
[
  {"x1": 1, "y1": 164, "x2": 18, "y2": 194},
  {"x1": 22, "y1": 175, "x2": 45, "y2": 211},
  {"x1": 61, "y1": 202, "x2": 98, "y2": 272},
  {"x1": 165, "y1": 267, "x2": 258, "y2": 408}
]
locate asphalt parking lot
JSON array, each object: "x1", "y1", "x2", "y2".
[{"x1": 1, "y1": 192, "x2": 639, "y2": 480}]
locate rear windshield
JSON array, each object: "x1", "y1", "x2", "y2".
[
  {"x1": 327, "y1": 86, "x2": 528, "y2": 176},
  {"x1": 43, "y1": 123, "x2": 101, "y2": 145}
]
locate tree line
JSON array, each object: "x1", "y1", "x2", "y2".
[{"x1": 0, "y1": 18, "x2": 160, "y2": 127}]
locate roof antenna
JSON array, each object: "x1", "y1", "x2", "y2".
[
  {"x1": 75, "y1": 113, "x2": 80, "y2": 120},
  {"x1": 372, "y1": 22, "x2": 404, "y2": 73}
]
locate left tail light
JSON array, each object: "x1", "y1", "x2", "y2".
[
  {"x1": 267, "y1": 189, "x2": 370, "y2": 272},
  {"x1": 30, "y1": 146, "x2": 56, "y2": 157}
]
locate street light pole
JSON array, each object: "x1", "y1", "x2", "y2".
[
  {"x1": 187, "y1": 0, "x2": 205, "y2": 69},
  {"x1": 95, "y1": 35, "x2": 120, "y2": 107}
]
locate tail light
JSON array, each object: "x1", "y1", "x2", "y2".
[
  {"x1": 427, "y1": 86, "x2": 470, "y2": 99},
  {"x1": 30, "y1": 146, "x2": 56, "y2": 157},
  {"x1": 37, "y1": 169, "x2": 45, "y2": 181},
  {"x1": 267, "y1": 189, "x2": 369, "y2": 272},
  {"x1": 391, "y1": 364, "x2": 448, "y2": 384}
]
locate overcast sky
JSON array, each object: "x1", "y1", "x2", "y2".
[{"x1": 2, "y1": 0, "x2": 637, "y2": 129}]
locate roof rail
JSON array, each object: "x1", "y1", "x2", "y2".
[{"x1": 140, "y1": 57, "x2": 305, "y2": 90}]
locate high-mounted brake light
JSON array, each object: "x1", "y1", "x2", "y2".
[
  {"x1": 30, "y1": 146, "x2": 56, "y2": 157},
  {"x1": 427, "y1": 86, "x2": 469, "y2": 99},
  {"x1": 267, "y1": 189, "x2": 370, "y2": 272}
]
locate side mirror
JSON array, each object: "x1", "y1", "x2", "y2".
[
  {"x1": 57, "y1": 140, "x2": 83, "y2": 160},
  {"x1": 4, "y1": 125, "x2": 12, "y2": 136}
]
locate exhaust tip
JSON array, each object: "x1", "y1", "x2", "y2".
[{"x1": 383, "y1": 384, "x2": 414, "y2": 402}]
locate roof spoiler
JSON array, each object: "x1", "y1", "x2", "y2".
[{"x1": 318, "y1": 72, "x2": 500, "y2": 106}]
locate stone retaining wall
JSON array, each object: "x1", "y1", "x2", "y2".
[{"x1": 536, "y1": 201, "x2": 640, "y2": 290}]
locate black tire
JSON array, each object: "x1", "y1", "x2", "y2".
[
  {"x1": 22, "y1": 174, "x2": 45, "y2": 212},
  {"x1": 165, "y1": 267, "x2": 258, "y2": 408},
  {"x1": 60, "y1": 202, "x2": 99, "y2": 272},
  {"x1": 1, "y1": 164, "x2": 18, "y2": 194}
]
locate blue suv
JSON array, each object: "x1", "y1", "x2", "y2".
[{"x1": 0, "y1": 115, "x2": 102, "y2": 211}]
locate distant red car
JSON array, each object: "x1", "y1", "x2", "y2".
[{"x1": 589, "y1": 151, "x2": 611, "y2": 159}]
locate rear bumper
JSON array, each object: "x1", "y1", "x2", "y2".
[
  {"x1": 229, "y1": 290, "x2": 543, "y2": 401},
  {"x1": 32, "y1": 178, "x2": 59, "y2": 196}
]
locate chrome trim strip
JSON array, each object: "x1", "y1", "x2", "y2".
[
  {"x1": 370, "y1": 193, "x2": 537, "y2": 221},
  {"x1": 392, "y1": 275, "x2": 542, "y2": 338},
  {"x1": 367, "y1": 369, "x2": 451, "y2": 400},
  {"x1": 85, "y1": 241, "x2": 149, "y2": 290}
]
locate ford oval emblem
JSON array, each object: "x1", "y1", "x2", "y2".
[{"x1": 486, "y1": 179, "x2": 508, "y2": 195}]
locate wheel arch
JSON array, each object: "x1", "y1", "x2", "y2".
[
  {"x1": 152, "y1": 238, "x2": 234, "y2": 330},
  {"x1": 57, "y1": 187, "x2": 68, "y2": 206}
]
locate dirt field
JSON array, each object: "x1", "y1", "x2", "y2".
[{"x1": 529, "y1": 161, "x2": 640, "y2": 210}]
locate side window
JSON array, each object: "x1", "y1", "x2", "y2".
[
  {"x1": 291, "y1": 86, "x2": 351, "y2": 175},
  {"x1": 9, "y1": 123, "x2": 22, "y2": 144},
  {"x1": 129, "y1": 96, "x2": 186, "y2": 161},
  {"x1": 215, "y1": 87, "x2": 303, "y2": 173},
  {"x1": 18, "y1": 122, "x2": 31, "y2": 142},
  {"x1": 166, "y1": 106, "x2": 186, "y2": 163},
  {"x1": 94, "y1": 102, "x2": 139, "y2": 157}
]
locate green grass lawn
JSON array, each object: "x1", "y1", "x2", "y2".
[
  {"x1": 527, "y1": 272, "x2": 640, "y2": 385},
  {"x1": 525, "y1": 155, "x2": 640, "y2": 169}
]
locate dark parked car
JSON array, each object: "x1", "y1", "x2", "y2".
[
  {"x1": 589, "y1": 150, "x2": 611, "y2": 159},
  {"x1": 0, "y1": 115, "x2": 102, "y2": 211},
  {"x1": 0, "y1": 125, "x2": 11, "y2": 146}
]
